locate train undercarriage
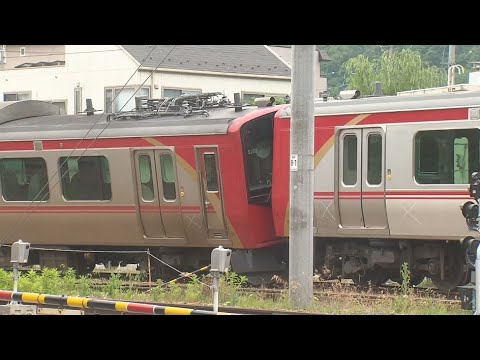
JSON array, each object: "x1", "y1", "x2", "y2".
[
  {"x1": 0, "y1": 244, "x2": 287, "y2": 285},
  {"x1": 314, "y1": 238, "x2": 470, "y2": 291},
  {"x1": 0, "y1": 238, "x2": 470, "y2": 292}
]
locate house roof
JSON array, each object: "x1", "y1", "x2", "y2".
[
  {"x1": 121, "y1": 45, "x2": 291, "y2": 77},
  {"x1": 15, "y1": 60, "x2": 65, "y2": 68},
  {"x1": 268, "y1": 45, "x2": 331, "y2": 61}
]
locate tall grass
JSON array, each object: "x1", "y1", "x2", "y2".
[{"x1": 0, "y1": 268, "x2": 468, "y2": 314}]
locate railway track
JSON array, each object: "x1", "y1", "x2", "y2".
[
  {"x1": 237, "y1": 287, "x2": 460, "y2": 305},
  {"x1": 0, "y1": 275, "x2": 461, "y2": 315},
  {"x1": 87, "y1": 278, "x2": 461, "y2": 306}
]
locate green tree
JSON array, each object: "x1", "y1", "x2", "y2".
[
  {"x1": 342, "y1": 49, "x2": 447, "y2": 96},
  {"x1": 319, "y1": 45, "x2": 480, "y2": 96}
]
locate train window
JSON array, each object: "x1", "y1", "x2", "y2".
[
  {"x1": 343, "y1": 135, "x2": 357, "y2": 186},
  {"x1": 415, "y1": 129, "x2": 480, "y2": 184},
  {"x1": 367, "y1": 133, "x2": 382, "y2": 185},
  {"x1": 0, "y1": 158, "x2": 49, "y2": 201},
  {"x1": 139, "y1": 155, "x2": 154, "y2": 201},
  {"x1": 100, "y1": 157, "x2": 111, "y2": 184},
  {"x1": 203, "y1": 154, "x2": 219, "y2": 192},
  {"x1": 454, "y1": 137, "x2": 469, "y2": 184},
  {"x1": 160, "y1": 154, "x2": 176, "y2": 201},
  {"x1": 59, "y1": 156, "x2": 112, "y2": 200}
]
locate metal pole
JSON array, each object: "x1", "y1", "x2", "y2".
[
  {"x1": 212, "y1": 273, "x2": 219, "y2": 313},
  {"x1": 389, "y1": 45, "x2": 394, "y2": 57},
  {"x1": 475, "y1": 244, "x2": 480, "y2": 315},
  {"x1": 448, "y1": 45, "x2": 456, "y2": 86},
  {"x1": 11, "y1": 263, "x2": 19, "y2": 304},
  {"x1": 289, "y1": 45, "x2": 315, "y2": 309},
  {"x1": 147, "y1": 248, "x2": 152, "y2": 289}
]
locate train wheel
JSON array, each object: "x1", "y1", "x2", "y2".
[
  {"x1": 352, "y1": 269, "x2": 388, "y2": 286},
  {"x1": 367, "y1": 269, "x2": 389, "y2": 286},
  {"x1": 410, "y1": 275, "x2": 425, "y2": 287},
  {"x1": 431, "y1": 250, "x2": 467, "y2": 292},
  {"x1": 388, "y1": 271, "x2": 424, "y2": 287},
  {"x1": 351, "y1": 273, "x2": 369, "y2": 286}
]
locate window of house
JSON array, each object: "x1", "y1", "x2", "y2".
[
  {"x1": 3, "y1": 92, "x2": 31, "y2": 101},
  {"x1": 59, "y1": 156, "x2": 112, "y2": 200},
  {"x1": 105, "y1": 86, "x2": 150, "y2": 113},
  {"x1": 163, "y1": 88, "x2": 201, "y2": 98},
  {"x1": 0, "y1": 158, "x2": 49, "y2": 201},
  {"x1": 160, "y1": 154, "x2": 176, "y2": 201},
  {"x1": 415, "y1": 129, "x2": 480, "y2": 184},
  {"x1": 242, "y1": 93, "x2": 265, "y2": 103},
  {"x1": 20, "y1": 47, "x2": 26, "y2": 57},
  {"x1": 50, "y1": 101, "x2": 66, "y2": 114}
]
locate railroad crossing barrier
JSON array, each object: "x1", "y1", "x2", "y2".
[
  {"x1": 210, "y1": 246, "x2": 232, "y2": 312},
  {"x1": 0, "y1": 290, "x2": 233, "y2": 315}
]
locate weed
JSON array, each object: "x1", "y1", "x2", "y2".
[
  {"x1": 105, "y1": 273, "x2": 122, "y2": 298},
  {"x1": 0, "y1": 268, "x2": 13, "y2": 290},
  {"x1": 77, "y1": 274, "x2": 93, "y2": 295},
  {"x1": 400, "y1": 262, "x2": 413, "y2": 296}
]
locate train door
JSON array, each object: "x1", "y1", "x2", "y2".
[
  {"x1": 337, "y1": 129, "x2": 364, "y2": 227},
  {"x1": 337, "y1": 127, "x2": 388, "y2": 231},
  {"x1": 196, "y1": 147, "x2": 227, "y2": 239},
  {"x1": 134, "y1": 150, "x2": 185, "y2": 239},
  {"x1": 154, "y1": 149, "x2": 185, "y2": 239},
  {"x1": 361, "y1": 128, "x2": 388, "y2": 229},
  {"x1": 134, "y1": 150, "x2": 166, "y2": 238}
]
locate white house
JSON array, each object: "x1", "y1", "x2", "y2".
[
  {"x1": 0, "y1": 45, "x2": 329, "y2": 115},
  {"x1": 268, "y1": 45, "x2": 330, "y2": 97}
]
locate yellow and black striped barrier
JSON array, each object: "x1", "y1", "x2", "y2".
[{"x1": 0, "y1": 290, "x2": 231, "y2": 315}]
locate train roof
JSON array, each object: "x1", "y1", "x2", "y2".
[
  {"x1": 280, "y1": 91, "x2": 480, "y2": 118},
  {"x1": 0, "y1": 100, "x2": 63, "y2": 125},
  {"x1": 0, "y1": 101, "x2": 267, "y2": 141}
]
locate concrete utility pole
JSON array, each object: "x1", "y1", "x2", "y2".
[
  {"x1": 289, "y1": 45, "x2": 315, "y2": 309},
  {"x1": 389, "y1": 45, "x2": 394, "y2": 57},
  {"x1": 448, "y1": 45, "x2": 456, "y2": 86}
]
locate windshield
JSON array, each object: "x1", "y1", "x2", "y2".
[{"x1": 241, "y1": 113, "x2": 274, "y2": 205}]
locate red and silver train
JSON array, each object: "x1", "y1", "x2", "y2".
[{"x1": 0, "y1": 90, "x2": 479, "y2": 289}]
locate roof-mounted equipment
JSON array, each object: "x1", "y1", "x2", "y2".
[
  {"x1": 339, "y1": 89, "x2": 361, "y2": 100},
  {"x1": 109, "y1": 92, "x2": 236, "y2": 121},
  {"x1": 78, "y1": 99, "x2": 102, "y2": 116},
  {"x1": 254, "y1": 96, "x2": 276, "y2": 107},
  {"x1": 233, "y1": 93, "x2": 243, "y2": 112}
]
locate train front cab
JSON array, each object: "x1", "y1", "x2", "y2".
[{"x1": 229, "y1": 108, "x2": 287, "y2": 284}]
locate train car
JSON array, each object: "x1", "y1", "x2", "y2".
[
  {"x1": 2, "y1": 89, "x2": 480, "y2": 290},
  {"x1": 272, "y1": 90, "x2": 480, "y2": 290},
  {"x1": 0, "y1": 96, "x2": 287, "y2": 283}
]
